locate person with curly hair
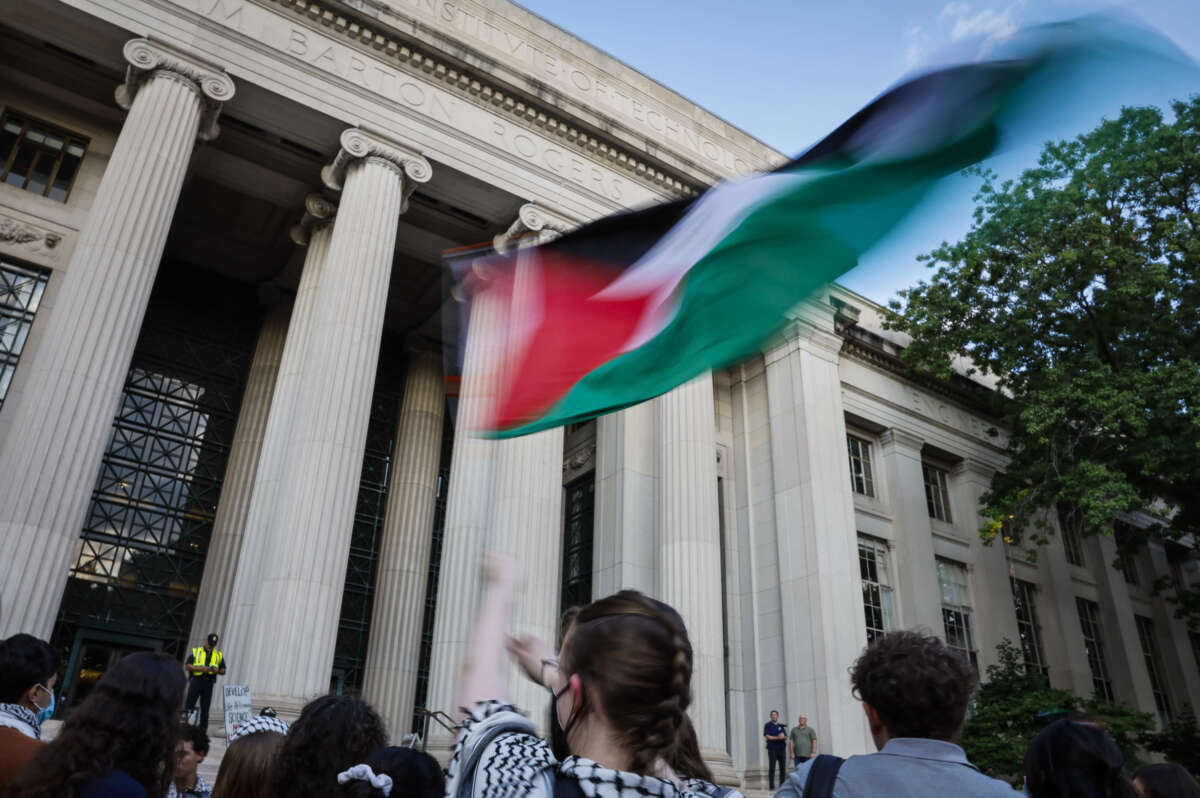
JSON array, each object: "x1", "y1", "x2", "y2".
[
  {"x1": 777, "y1": 630, "x2": 1018, "y2": 798},
  {"x1": 269, "y1": 694, "x2": 388, "y2": 798},
  {"x1": 445, "y1": 552, "x2": 736, "y2": 798},
  {"x1": 167, "y1": 724, "x2": 211, "y2": 797},
  {"x1": 6, "y1": 651, "x2": 186, "y2": 798},
  {"x1": 1024, "y1": 720, "x2": 1138, "y2": 798},
  {"x1": 336, "y1": 745, "x2": 444, "y2": 798}
]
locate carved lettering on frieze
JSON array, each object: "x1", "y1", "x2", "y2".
[
  {"x1": 909, "y1": 389, "x2": 1004, "y2": 446},
  {"x1": 381, "y1": 0, "x2": 768, "y2": 174},
  {"x1": 171, "y1": 0, "x2": 692, "y2": 201}
]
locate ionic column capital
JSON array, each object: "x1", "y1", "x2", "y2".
[
  {"x1": 289, "y1": 193, "x2": 339, "y2": 246},
  {"x1": 321, "y1": 128, "x2": 432, "y2": 210},
  {"x1": 114, "y1": 39, "x2": 235, "y2": 141},
  {"x1": 494, "y1": 202, "x2": 580, "y2": 252}
]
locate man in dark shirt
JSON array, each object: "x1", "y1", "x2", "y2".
[
  {"x1": 763, "y1": 709, "x2": 787, "y2": 790},
  {"x1": 184, "y1": 633, "x2": 226, "y2": 731}
]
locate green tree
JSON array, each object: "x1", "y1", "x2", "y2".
[
  {"x1": 885, "y1": 97, "x2": 1200, "y2": 624},
  {"x1": 1140, "y1": 703, "x2": 1200, "y2": 777},
  {"x1": 962, "y1": 640, "x2": 1154, "y2": 782}
]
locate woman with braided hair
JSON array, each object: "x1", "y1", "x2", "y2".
[{"x1": 445, "y1": 553, "x2": 736, "y2": 798}]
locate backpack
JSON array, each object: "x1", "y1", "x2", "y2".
[{"x1": 801, "y1": 755, "x2": 846, "y2": 798}]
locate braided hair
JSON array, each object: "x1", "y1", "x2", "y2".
[{"x1": 559, "y1": 590, "x2": 695, "y2": 776}]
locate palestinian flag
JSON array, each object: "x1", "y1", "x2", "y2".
[{"x1": 450, "y1": 18, "x2": 1177, "y2": 437}]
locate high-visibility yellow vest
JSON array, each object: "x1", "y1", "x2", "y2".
[{"x1": 192, "y1": 646, "x2": 224, "y2": 672}]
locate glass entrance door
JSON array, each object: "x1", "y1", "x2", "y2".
[{"x1": 61, "y1": 634, "x2": 160, "y2": 715}]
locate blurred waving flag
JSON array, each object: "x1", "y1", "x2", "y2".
[{"x1": 448, "y1": 17, "x2": 1189, "y2": 437}]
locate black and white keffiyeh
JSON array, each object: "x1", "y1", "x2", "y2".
[
  {"x1": 0, "y1": 703, "x2": 40, "y2": 740},
  {"x1": 447, "y1": 700, "x2": 712, "y2": 798},
  {"x1": 228, "y1": 714, "x2": 290, "y2": 741}
]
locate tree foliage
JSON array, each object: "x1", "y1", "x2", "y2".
[
  {"x1": 886, "y1": 97, "x2": 1200, "y2": 624},
  {"x1": 962, "y1": 640, "x2": 1154, "y2": 783},
  {"x1": 1140, "y1": 703, "x2": 1200, "y2": 777}
]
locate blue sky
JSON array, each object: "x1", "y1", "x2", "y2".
[{"x1": 514, "y1": 0, "x2": 1200, "y2": 306}]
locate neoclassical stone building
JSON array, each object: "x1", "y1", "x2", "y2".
[{"x1": 1, "y1": 0, "x2": 1197, "y2": 786}]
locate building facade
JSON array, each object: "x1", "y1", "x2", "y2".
[{"x1": 0, "y1": 0, "x2": 1197, "y2": 786}]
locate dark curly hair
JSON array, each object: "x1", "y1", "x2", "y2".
[
  {"x1": 270, "y1": 694, "x2": 388, "y2": 798},
  {"x1": 6, "y1": 651, "x2": 185, "y2": 798},
  {"x1": 559, "y1": 590, "x2": 695, "y2": 776},
  {"x1": 850, "y1": 630, "x2": 977, "y2": 741},
  {"x1": 1025, "y1": 720, "x2": 1138, "y2": 798},
  {"x1": 180, "y1": 723, "x2": 210, "y2": 756},
  {"x1": 337, "y1": 746, "x2": 444, "y2": 798}
]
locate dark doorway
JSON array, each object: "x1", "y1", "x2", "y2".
[{"x1": 60, "y1": 632, "x2": 160, "y2": 716}]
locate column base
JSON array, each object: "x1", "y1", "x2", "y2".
[
  {"x1": 703, "y1": 749, "x2": 741, "y2": 787},
  {"x1": 242, "y1": 692, "x2": 313, "y2": 725},
  {"x1": 740, "y1": 767, "x2": 772, "y2": 792},
  {"x1": 422, "y1": 731, "x2": 458, "y2": 767}
]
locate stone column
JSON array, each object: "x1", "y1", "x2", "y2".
[
  {"x1": 659, "y1": 372, "x2": 734, "y2": 777},
  {"x1": 221, "y1": 194, "x2": 337, "y2": 672},
  {"x1": 764, "y1": 314, "x2": 873, "y2": 758},
  {"x1": 0, "y1": 39, "x2": 234, "y2": 638},
  {"x1": 231, "y1": 129, "x2": 431, "y2": 715},
  {"x1": 878, "y1": 428, "x2": 943, "y2": 633},
  {"x1": 1090, "y1": 534, "x2": 1157, "y2": 712},
  {"x1": 1036, "y1": 510, "x2": 1097, "y2": 694},
  {"x1": 361, "y1": 349, "x2": 445, "y2": 739},
  {"x1": 424, "y1": 285, "x2": 504, "y2": 741},
  {"x1": 953, "y1": 459, "x2": 1021, "y2": 673},
  {"x1": 593, "y1": 402, "x2": 658, "y2": 597},
  {"x1": 189, "y1": 301, "x2": 291, "y2": 646},
  {"x1": 426, "y1": 202, "x2": 572, "y2": 741},
  {"x1": 1147, "y1": 545, "x2": 1200, "y2": 710},
  {"x1": 729, "y1": 357, "x2": 782, "y2": 789}
]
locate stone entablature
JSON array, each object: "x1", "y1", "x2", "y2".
[
  {"x1": 323, "y1": 0, "x2": 782, "y2": 179},
  {"x1": 165, "y1": 0, "x2": 779, "y2": 201}
]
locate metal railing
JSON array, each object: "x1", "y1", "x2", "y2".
[{"x1": 412, "y1": 706, "x2": 457, "y2": 752}]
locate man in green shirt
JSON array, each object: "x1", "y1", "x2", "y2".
[{"x1": 789, "y1": 714, "x2": 818, "y2": 767}]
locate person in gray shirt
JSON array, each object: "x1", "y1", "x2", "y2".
[{"x1": 776, "y1": 631, "x2": 1018, "y2": 798}]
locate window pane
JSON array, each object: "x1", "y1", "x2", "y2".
[
  {"x1": 859, "y1": 535, "x2": 895, "y2": 641},
  {"x1": 49, "y1": 149, "x2": 81, "y2": 202},
  {"x1": 847, "y1": 436, "x2": 875, "y2": 497},
  {"x1": 937, "y1": 559, "x2": 976, "y2": 664},
  {"x1": 0, "y1": 110, "x2": 88, "y2": 202},
  {"x1": 5, "y1": 140, "x2": 36, "y2": 188},
  {"x1": 1076, "y1": 598, "x2": 1114, "y2": 701},
  {"x1": 0, "y1": 261, "x2": 50, "y2": 410},
  {"x1": 25, "y1": 151, "x2": 53, "y2": 196},
  {"x1": 1135, "y1": 615, "x2": 1172, "y2": 727}
]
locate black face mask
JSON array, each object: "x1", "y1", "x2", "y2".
[{"x1": 548, "y1": 677, "x2": 583, "y2": 753}]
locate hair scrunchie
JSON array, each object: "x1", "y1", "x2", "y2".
[{"x1": 337, "y1": 763, "x2": 394, "y2": 796}]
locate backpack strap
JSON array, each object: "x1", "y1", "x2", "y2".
[{"x1": 801, "y1": 755, "x2": 845, "y2": 798}]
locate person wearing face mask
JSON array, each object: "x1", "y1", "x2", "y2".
[
  {"x1": 446, "y1": 552, "x2": 735, "y2": 798},
  {"x1": 0, "y1": 633, "x2": 58, "y2": 792}
]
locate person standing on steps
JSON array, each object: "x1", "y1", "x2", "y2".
[
  {"x1": 184, "y1": 633, "x2": 226, "y2": 731},
  {"x1": 789, "y1": 714, "x2": 818, "y2": 768},
  {"x1": 763, "y1": 709, "x2": 787, "y2": 790}
]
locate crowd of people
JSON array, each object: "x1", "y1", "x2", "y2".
[{"x1": 0, "y1": 552, "x2": 1196, "y2": 798}]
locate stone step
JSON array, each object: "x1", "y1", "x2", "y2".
[{"x1": 198, "y1": 733, "x2": 227, "y2": 785}]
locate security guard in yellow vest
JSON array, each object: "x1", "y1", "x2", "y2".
[{"x1": 184, "y1": 633, "x2": 227, "y2": 731}]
